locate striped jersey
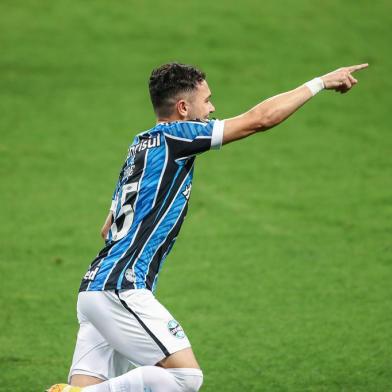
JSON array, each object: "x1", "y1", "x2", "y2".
[{"x1": 79, "y1": 119, "x2": 224, "y2": 293}]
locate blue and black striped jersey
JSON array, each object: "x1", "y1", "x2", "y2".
[{"x1": 79, "y1": 119, "x2": 224, "y2": 293}]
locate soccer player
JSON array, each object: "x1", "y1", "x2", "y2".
[{"x1": 48, "y1": 62, "x2": 368, "y2": 392}]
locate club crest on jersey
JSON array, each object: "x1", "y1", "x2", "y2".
[
  {"x1": 168, "y1": 319, "x2": 185, "y2": 339},
  {"x1": 125, "y1": 268, "x2": 136, "y2": 283},
  {"x1": 83, "y1": 266, "x2": 100, "y2": 281},
  {"x1": 128, "y1": 135, "x2": 161, "y2": 156}
]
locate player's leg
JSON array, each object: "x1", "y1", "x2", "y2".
[
  {"x1": 78, "y1": 289, "x2": 199, "y2": 367},
  {"x1": 79, "y1": 366, "x2": 202, "y2": 392},
  {"x1": 157, "y1": 346, "x2": 200, "y2": 369},
  {"x1": 51, "y1": 366, "x2": 202, "y2": 392},
  {"x1": 70, "y1": 375, "x2": 103, "y2": 388},
  {"x1": 49, "y1": 290, "x2": 203, "y2": 391},
  {"x1": 78, "y1": 289, "x2": 203, "y2": 391},
  {"x1": 65, "y1": 348, "x2": 202, "y2": 392},
  {"x1": 66, "y1": 295, "x2": 131, "y2": 388}
]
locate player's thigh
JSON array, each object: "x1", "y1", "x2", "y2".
[
  {"x1": 69, "y1": 304, "x2": 130, "y2": 385},
  {"x1": 78, "y1": 289, "x2": 194, "y2": 367}
]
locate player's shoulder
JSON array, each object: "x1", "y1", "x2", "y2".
[
  {"x1": 129, "y1": 126, "x2": 161, "y2": 146},
  {"x1": 169, "y1": 119, "x2": 214, "y2": 127},
  {"x1": 161, "y1": 119, "x2": 216, "y2": 139},
  {"x1": 135, "y1": 119, "x2": 214, "y2": 134},
  {"x1": 133, "y1": 120, "x2": 217, "y2": 145}
]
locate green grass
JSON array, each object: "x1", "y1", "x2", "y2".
[{"x1": 1, "y1": 0, "x2": 391, "y2": 391}]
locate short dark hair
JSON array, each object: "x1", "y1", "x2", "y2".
[{"x1": 149, "y1": 62, "x2": 206, "y2": 118}]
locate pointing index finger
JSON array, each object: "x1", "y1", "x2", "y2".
[{"x1": 347, "y1": 63, "x2": 369, "y2": 73}]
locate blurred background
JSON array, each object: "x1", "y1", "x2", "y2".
[{"x1": 0, "y1": 1, "x2": 391, "y2": 391}]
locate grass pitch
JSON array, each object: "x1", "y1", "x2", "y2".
[{"x1": 0, "y1": 1, "x2": 391, "y2": 391}]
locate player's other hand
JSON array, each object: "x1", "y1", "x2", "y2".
[{"x1": 321, "y1": 63, "x2": 369, "y2": 93}]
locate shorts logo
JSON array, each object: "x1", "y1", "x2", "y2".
[{"x1": 168, "y1": 319, "x2": 185, "y2": 339}]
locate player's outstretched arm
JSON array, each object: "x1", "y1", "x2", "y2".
[{"x1": 222, "y1": 63, "x2": 368, "y2": 145}]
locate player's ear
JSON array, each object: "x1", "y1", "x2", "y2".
[{"x1": 176, "y1": 99, "x2": 188, "y2": 118}]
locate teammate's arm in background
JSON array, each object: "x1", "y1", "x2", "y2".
[
  {"x1": 222, "y1": 64, "x2": 368, "y2": 145},
  {"x1": 101, "y1": 211, "x2": 113, "y2": 240}
]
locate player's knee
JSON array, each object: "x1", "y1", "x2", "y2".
[
  {"x1": 184, "y1": 370, "x2": 203, "y2": 392},
  {"x1": 167, "y1": 368, "x2": 203, "y2": 392}
]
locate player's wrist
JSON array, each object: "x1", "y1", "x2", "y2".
[{"x1": 304, "y1": 77, "x2": 325, "y2": 96}]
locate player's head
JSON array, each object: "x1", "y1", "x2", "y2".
[{"x1": 149, "y1": 62, "x2": 215, "y2": 122}]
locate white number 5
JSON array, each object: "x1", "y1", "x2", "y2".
[{"x1": 111, "y1": 182, "x2": 138, "y2": 241}]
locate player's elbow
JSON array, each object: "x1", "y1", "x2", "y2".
[{"x1": 252, "y1": 107, "x2": 283, "y2": 132}]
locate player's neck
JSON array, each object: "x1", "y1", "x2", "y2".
[{"x1": 156, "y1": 114, "x2": 185, "y2": 124}]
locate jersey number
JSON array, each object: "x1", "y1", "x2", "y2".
[{"x1": 111, "y1": 182, "x2": 138, "y2": 241}]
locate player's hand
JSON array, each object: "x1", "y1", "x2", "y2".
[{"x1": 321, "y1": 63, "x2": 369, "y2": 94}]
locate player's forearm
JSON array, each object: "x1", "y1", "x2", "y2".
[
  {"x1": 248, "y1": 84, "x2": 314, "y2": 132},
  {"x1": 222, "y1": 63, "x2": 368, "y2": 145},
  {"x1": 223, "y1": 83, "x2": 316, "y2": 144}
]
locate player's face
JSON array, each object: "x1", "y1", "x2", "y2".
[{"x1": 186, "y1": 80, "x2": 215, "y2": 121}]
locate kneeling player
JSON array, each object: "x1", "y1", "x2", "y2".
[{"x1": 48, "y1": 61, "x2": 368, "y2": 392}]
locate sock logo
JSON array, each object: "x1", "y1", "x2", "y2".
[{"x1": 167, "y1": 319, "x2": 185, "y2": 339}]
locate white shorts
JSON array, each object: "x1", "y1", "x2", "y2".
[{"x1": 68, "y1": 289, "x2": 191, "y2": 382}]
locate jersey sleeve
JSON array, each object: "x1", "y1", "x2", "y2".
[{"x1": 162, "y1": 119, "x2": 224, "y2": 159}]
